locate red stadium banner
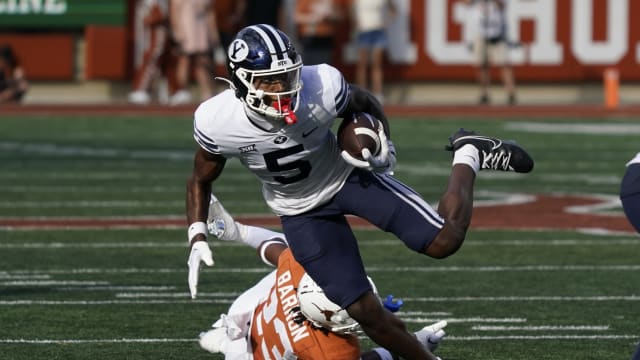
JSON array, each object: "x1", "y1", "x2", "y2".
[{"x1": 331, "y1": 0, "x2": 640, "y2": 82}]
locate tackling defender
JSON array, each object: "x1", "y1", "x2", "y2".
[
  {"x1": 196, "y1": 196, "x2": 447, "y2": 359},
  {"x1": 185, "y1": 23, "x2": 534, "y2": 359}
]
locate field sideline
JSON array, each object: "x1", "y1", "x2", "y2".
[{"x1": 1, "y1": 107, "x2": 639, "y2": 359}]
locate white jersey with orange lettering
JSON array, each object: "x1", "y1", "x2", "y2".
[
  {"x1": 202, "y1": 249, "x2": 361, "y2": 360},
  {"x1": 193, "y1": 64, "x2": 353, "y2": 216}
]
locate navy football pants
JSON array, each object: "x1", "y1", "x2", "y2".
[{"x1": 281, "y1": 169, "x2": 444, "y2": 308}]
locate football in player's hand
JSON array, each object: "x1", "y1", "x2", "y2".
[{"x1": 337, "y1": 112, "x2": 382, "y2": 160}]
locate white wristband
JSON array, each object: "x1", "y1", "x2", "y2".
[{"x1": 188, "y1": 221, "x2": 208, "y2": 241}]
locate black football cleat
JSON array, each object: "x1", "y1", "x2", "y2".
[{"x1": 445, "y1": 128, "x2": 534, "y2": 173}]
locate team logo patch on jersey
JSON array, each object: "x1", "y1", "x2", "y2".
[
  {"x1": 274, "y1": 136, "x2": 288, "y2": 144},
  {"x1": 239, "y1": 144, "x2": 257, "y2": 153}
]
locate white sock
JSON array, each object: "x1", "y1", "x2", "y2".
[
  {"x1": 240, "y1": 223, "x2": 287, "y2": 249},
  {"x1": 452, "y1": 144, "x2": 480, "y2": 174}
]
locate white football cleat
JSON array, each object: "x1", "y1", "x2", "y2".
[
  {"x1": 128, "y1": 90, "x2": 151, "y2": 105},
  {"x1": 169, "y1": 89, "x2": 192, "y2": 105}
]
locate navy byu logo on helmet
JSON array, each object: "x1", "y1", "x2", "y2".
[{"x1": 228, "y1": 39, "x2": 249, "y2": 63}]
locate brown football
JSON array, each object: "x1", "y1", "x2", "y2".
[{"x1": 337, "y1": 112, "x2": 382, "y2": 160}]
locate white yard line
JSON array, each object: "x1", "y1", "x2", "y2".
[
  {"x1": 0, "y1": 338, "x2": 196, "y2": 344},
  {"x1": 472, "y1": 325, "x2": 610, "y2": 331},
  {"x1": 2, "y1": 334, "x2": 638, "y2": 344},
  {"x1": 366, "y1": 265, "x2": 640, "y2": 272},
  {"x1": 57, "y1": 286, "x2": 177, "y2": 291},
  {"x1": 402, "y1": 317, "x2": 527, "y2": 323},
  {"x1": 505, "y1": 122, "x2": 640, "y2": 135},
  {"x1": 0, "y1": 300, "x2": 231, "y2": 305},
  {"x1": 0, "y1": 242, "x2": 193, "y2": 249},
  {"x1": 405, "y1": 295, "x2": 640, "y2": 302},
  {"x1": 4, "y1": 264, "x2": 640, "y2": 275},
  {"x1": 1, "y1": 296, "x2": 639, "y2": 306},
  {"x1": 2, "y1": 238, "x2": 639, "y2": 248},
  {"x1": 115, "y1": 292, "x2": 241, "y2": 298},
  {"x1": 1, "y1": 281, "x2": 109, "y2": 286},
  {"x1": 446, "y1": 335, "x2": 639, "y2": 340},
  {"x1": 0, "y1": 200, "x2": 185, "y2": 208}
]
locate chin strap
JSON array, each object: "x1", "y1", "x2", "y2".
[{"x1": 274, "y1": 97, "x2": 297, "y2": 124}]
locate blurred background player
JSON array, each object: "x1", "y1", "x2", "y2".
[
  {"x1": 294, "y1": 0, "x2": 342, "y2": 65},
  {"x1": 194, "y1": 195, "x2": 448, "y2": 360},
  {"x1": 128, "y1": 0, "x2": 176, "y2": 105},
  {"x1": 352, "y1": 0, "x2": 396, "y2": 105},
  {"x1": 465, "y1": 0, "x2": 516, "y2": 105},
  {"x1": 215, "y1": 0, "x2": 285, "y2": 54},
  {"x1": 619, "y1": 152, "x2": 640, "y2": 360},
  {"x1": 0, "y1": 44, "x2": 28, "y2": 104},
  {"x1": 170, "y1": 0, "x2": 219, "y2": 104},
  {"x1": 214, "y1": 0, "x2": 246, "y2": 53},
  {"x1": 245, "y1": 0, "x2": 284, "y2": 28}
]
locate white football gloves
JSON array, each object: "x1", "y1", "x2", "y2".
[
  {"x1": 415, "y1": 320, "x2": 448, "y2": 352},
  {"x1": 188, "y1": 240, "x2": 214, "y2": 299},
  {"x1": 187, "y1": 194, "x2": 235, "y2": 300},
  {"x1": 340, "y1": 122, "x2": 397, "y2": 174},
  {"x1": 190, "y1": 194, "x2": 284, "y2": 299}
]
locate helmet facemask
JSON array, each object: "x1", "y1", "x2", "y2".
[{"x1": 237, "y1": 63, "x2": 302, "y2": 124}]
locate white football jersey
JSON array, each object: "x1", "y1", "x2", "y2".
[{"x1": 193, "y1": 64, "x2": 353, "y2": 216}]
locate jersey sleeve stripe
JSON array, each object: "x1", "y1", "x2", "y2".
[
  {"x1": 194, "y1": 127, "x2": 219, "y2": 153},
  {"x1": 335, "y1": 77, "x2": 350, "y2": 114}
]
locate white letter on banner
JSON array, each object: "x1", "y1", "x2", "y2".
[
  {"x1": 572, "y1": 0, "x2": 628, "y2": 64},
  {"x1": 509, "y1": 0, "x2": 562, "y2": 65},
  {"x1": 427, "y1": 0, "x2": 472, "y2": 64}
]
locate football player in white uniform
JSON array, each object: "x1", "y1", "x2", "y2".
[
  {"x1": 186, "y1": 24, "x2": 534, "y2": 360},
  {"x1": 197, "y1": 195, "x2": 448, "y2": 360}
]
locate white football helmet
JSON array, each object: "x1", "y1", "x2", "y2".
[{"x1": 297, "y1": 273, "x2": 378, "y2": 335}]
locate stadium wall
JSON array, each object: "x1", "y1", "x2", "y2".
[
  {"x1": 332, "y1": 0, "x2": 640, "y2": 82},
  {"x1": 0, "y1": 0, "x2": 638, "y2": 82}
]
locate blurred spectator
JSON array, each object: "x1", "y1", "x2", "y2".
[
  {"x1": 352, "y1": 0, "x2": 396, "y2": 104},
  {"x1": 294, "y1": 0, "x2": 342, "y2": 65},
  {"x1": 245, "y1": 0, "x2": 283, "y2": 28},
  {"x1": 466, "y1": 0, "x2": 516, "y2": 105},
  {"x1": 215, "y1": 0, "x2": 284, "y2": 54},
  {"x1": 128, "y1": 0, "x2": 176, "y2": 105},
  {"x1": 0, "y1": 44, "x2": 28, "y2": 104},
  {"x1": 170, "y1": 0, "x2": 219, "y2": 104},
  {"x1": 215, "y1": 0, "x2": 246, "y2": 53}
]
